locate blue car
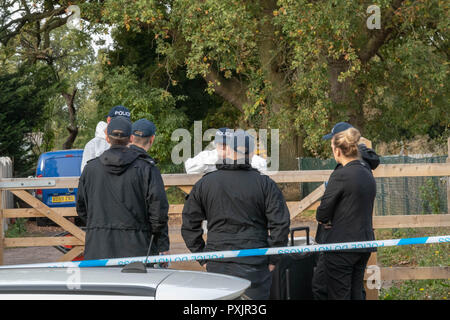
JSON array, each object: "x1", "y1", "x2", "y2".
[{"x1": 35, "y1": 150, "x2": 83, "y2": 208}]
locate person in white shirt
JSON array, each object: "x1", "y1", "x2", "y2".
[
  {"x1": 80, "y1": 105, "x2": 131, "y2": 172},
  {"x1": 184, "y1": 128, "x2": 268, "y2": 174}
]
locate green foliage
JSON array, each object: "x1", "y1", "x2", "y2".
[
  {"x1": 165, "y1": 186, "x2": 187, "y2": 204},
  {"x1": 5, "y1": 218, "x2": 28, "y2": 238},
  {"x1": 0, "y1": 65, "x2": 58, "y2": 176},
  {"x1": 203, "y1": 101, "x2": 242, "y2": 131},
  {"x1": 100, "y1": 0, "x2": 449, "y2": 158},
  {"x1": 39, "y1": 26, "x2": 98, "y2": 150},
  {"x1": 2, "y1": 1, "x2": 449, "y2": 169},
  {"x1": 419, "y1": 178, "x2": 442, "y2": 215},
  {"x1": 104, "y1": 27, "x2": 227, "y2": 126},
  {"x1": 96, "y1": 65, "x2": 188, "y2": 164}
]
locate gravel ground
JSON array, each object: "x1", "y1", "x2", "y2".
[
  {"x1": 3, "y1": 221, "x2": 65, "y2": 265},
  {"x1": 3, "y1": 246, "x2": 62, "y2": 265}
]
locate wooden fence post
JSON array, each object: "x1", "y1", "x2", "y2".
[
  {"x1": 362, "y1": 138, "x2": 379, "y2": 300},
  {"x1": 0, "y1": 156, "x2": 11, "y2": 266}
]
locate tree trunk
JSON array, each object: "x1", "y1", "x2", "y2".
[
  {"x1": 279, "y1": 133, "x2": 303, "y2": 170},
  {"x1": 62, "y1": 88, "x2": 78, "y2": 150},
  {"x1": 327, "y1": 56, "x2": 368, "y2": 132}
]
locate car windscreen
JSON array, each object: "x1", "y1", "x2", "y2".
[{"x1": 44, "y1": 157, "x2": 81, "y2": 177}]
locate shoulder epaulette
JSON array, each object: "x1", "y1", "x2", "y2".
[{"x1": 137, "y1": 153, "x2": 156, "y2": 166}]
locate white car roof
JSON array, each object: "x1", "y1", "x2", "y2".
[{"x1": 0, "y1": 267, "x2": 250, "y2": 300}]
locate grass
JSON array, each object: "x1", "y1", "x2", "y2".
[
  {"x1": 166, "y1": 186, "x2": 187, "y2": 204},
  {"x1": 375, "y1": 227, "x2": 450, "y2": 300},
  {"x1": 381, "y1": 280, "x2": 449, "y2": 300},
  {"x1": 5, "y1": 218, "x2": 28, "y2": 238}
]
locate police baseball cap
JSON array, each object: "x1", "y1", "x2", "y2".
[
  {"x1": 107, "y1": 116, "x2": 132, "y2": 137},
  {"x1": 132, "y1": 119, "x2": 156, "y2": 137},
  {"x1": 108, "y1": 105, "x2": 131, "y2": 119},
  {"x1": 231, "y1": 130, "x2": 255, "y2": 155},
  {"x1": 214, "y1": 127, "x2": 233, "y2": 145},
  {"x1": 322, "y1": 122, "x2": 354, "y2": 140}
]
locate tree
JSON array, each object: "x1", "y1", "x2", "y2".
[
  {"x1": 100, "y1": 0, "x2": 449, "y2": 167},
  {"x1": 96, "y1": 65, "x2": 188, "y2": 164},
  {"x1": 1, "y1": 0, "x2": 100, "y2": 150},
  {"x1": 0, "y1": 64, "x2": 58, "y2": 176},
  {"x1": 104, "y1": 27, "x2": 228, "y2": 125},
  {"x1": 2, "y1": 1, "x2": 448, "y2": 169}
]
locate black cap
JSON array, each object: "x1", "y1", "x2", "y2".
[
  {"x1": 107, "y1": 116, "x2": 132, "y2": 137},
  {"x1": 132, "y1": 119, "x2": 156, "y2": 137},
  {"x1": 231, "y1": 130, "x2": 255, "y2": 155},
  {"x1": 322, "y1": 122, "x2": 354, "y2": 140},
  {"x1": 214, "y1": 127, "x2": 233, "y2": 145},
  {"x1": 108, "y1": 105, "x2": 131, "y2": 119}
]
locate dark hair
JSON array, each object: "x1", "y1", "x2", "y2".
[
  {"x1": 133, "y1": 135, "x2": 152, "y2": 146},
  {"x1": 108, "y1": 133, "x2": 129, "y2": 146},
  {"x1": 332, "y1": 127, "x2": 361, "y2": 158}
]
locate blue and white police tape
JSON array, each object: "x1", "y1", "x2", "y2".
[{"x1": 1, "y1": 235, "x2": 449, "y2": 269}]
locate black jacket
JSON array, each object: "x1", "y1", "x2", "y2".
[
  {"x1": 76, "y1": 145, "x2": 169, "y2": 260},
  {"x1": 316, "y1": 160, "x2": 377, "y2": 252},
  {"x1": 181, "y1": 163, "x2": 290, "y2": 266},
  {"x1": 128, "y1": 144, "x2": 170, "y2": 254}
]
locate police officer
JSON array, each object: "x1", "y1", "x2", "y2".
[
  {"x1": 184, "y1": 127, "x2": 268, "y2": 174},
  {"x1": 182, "y1": 130, "x2": 290, "y2": 300},
  {"x1": 312, "y1": 126, "x2": 377, "y2": 300},
  {"x1": 129, "y1": 119, "x2": 157, "y2": 156},
  {"x1": 81, "y1": 105, "x2": 131, "y2": 172},
  {"x1": 76, "y1": 116, "x2": 169, "y2": 260},
  {"x1": 129, "y1": 118, "x2": 170, "y2": 258}
]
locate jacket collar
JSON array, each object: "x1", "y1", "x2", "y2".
[
  {"x1": 216, "y1": 159, "x2": 253, "y2": 171},
  {"x1": 129, "y1": 144, "x2": 146, "y2": 154},
  {"x1": 344, "y1": 159, "x2": 369, "y2": 169}
]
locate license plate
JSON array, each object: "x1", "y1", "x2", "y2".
[{"x1": 51, "y1": 195, "x2": 75, "y2": 203}]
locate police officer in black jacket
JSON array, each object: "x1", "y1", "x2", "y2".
[
  {"x1": 182, "y1": 130, "x2": 290, "y2": 300},
  {"x1": 129, "y1": 118, "x2": 170, "y2": 260},
  {"x1": 312, "y1": 124, "x2": 377, "y2": 300},
  {"x1": 76, "y1": 116, "x2": 169, "y2": 260}
]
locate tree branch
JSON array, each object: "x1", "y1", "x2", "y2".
[
  {"x1": 62, "y1": 88, "x2": 79, "y2": 150},
  {"x1": 204, "y1": 68, "x2": 247, "y2": 113},
  {"x1": 0, "y1": 6, "x2": 66, "y2": 45},
  {"x1": 358, "y1": 0, "x2": 405, "y2": 63}
]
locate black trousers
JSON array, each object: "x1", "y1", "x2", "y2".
[
  {"x1": 206, "y1": 261, "x2": 273, "y2": 300},
  {"x1": 312, "y1": 252, "x2": 371, "y2": 300}
]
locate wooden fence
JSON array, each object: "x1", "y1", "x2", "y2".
[{"x1": 0, "y1": 157, "x2": 449, "y2": 299}]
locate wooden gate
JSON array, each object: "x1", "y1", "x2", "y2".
[{"x1": 0, "y1": 177, "x2": 85, "y2": 262}]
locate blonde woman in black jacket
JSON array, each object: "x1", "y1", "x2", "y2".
[{"x1": 312, "y1": 126, "x2": 377, "y2": 300}]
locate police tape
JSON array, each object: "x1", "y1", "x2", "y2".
[{"x1": 1, "y1": 235, "x2": 449, "y2": 269}]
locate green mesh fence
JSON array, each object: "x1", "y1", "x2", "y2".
[{"x1": 298, "y1": 155, "x2": 448, "y2": 216}]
